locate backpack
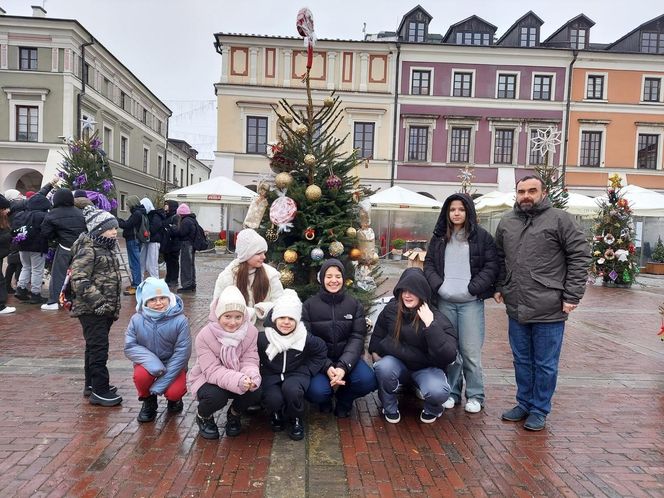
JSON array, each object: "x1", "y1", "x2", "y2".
[
  {"x1": 135, "y1": 213, "x2": 151, "y2": 243},
  {"x1": 192, "y1": 221, "x2": 209, "y2": 251}
]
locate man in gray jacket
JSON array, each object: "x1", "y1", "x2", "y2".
[{"x1": 493, "y1": 176, "x2": 590, "y2": 431}]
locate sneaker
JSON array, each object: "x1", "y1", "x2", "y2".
[
  {"x1": 443, "y1": 397, "x2": 456, "y2": 409},
  {"x1": 137, "y1": 395, "x2": 158, "y2": 423},
  {"x1": 524, "y1": 413, "x2": 546, "y2": 431},
  {"x1": 83, "y1": 384, "x2": 117, "y2": 397},
  {"x1": 196, "y1": 413, "x2": 220, "y2": 440},
  {"x1": 501, "y1": 405, "x2": 529, "y2": 422},
  {"x1": 464, "y1": 399, "x2": 482, "y2": 414},
  {"x1": 225, "y1": 408, "x2": 242, "y2": 437},
  {"x1": 14, "y1": 287, "x2": 29, "y2": 301},
  {"x1": 0, "y1": 306, "x2": 16, "y2": 314},
  {"x1": 177, "y1": 286, "x2": 196, "y2": 293},
  {"x1": 89, "y1": 390, "x2": 123, "y2": 407},
  {"x1": 41, "y1": 302, "x2": 59, "y2": 311},
  {"x1": 289, "y1": 417, "x2": 305, "y2": 441},
  {"x1": 382, "y1": 409, "x2": 401, "y2": 424},
  {"x1": 123, "y1": 286, "x2": 136, "y2": 296},
  {"x1": 167, "y1": 399, "x2": 184, "y2": 414},
  {"x1": 29, "y1": 292, "x2": 46, "y2": 304},
  {"x1": 420, "y1": 410, "x2": 441, "y2": 424}
]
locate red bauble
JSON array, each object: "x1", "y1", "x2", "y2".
[{"x1": 326, "y1": 174, "x2": 343, "y2": 190}]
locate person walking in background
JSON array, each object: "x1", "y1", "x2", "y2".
[
  {"x1": 161, "y1": 200, "x2": 180, "y2": 287},
  {"x1": 140, "y1": 198, "x2": 162, "y2": 280},
  {"x1": 117, "y1": 195, "x2": 145, "y2": 295},
  {"x1": 424, "y1": 193, "x2": 498, "y2": 414},
  {"x1": 494, "y1": 176, "x2": 590, "y2": 431},
  {"x1": 124, "y1": 277, "x2": 191, "y2": 423},
  {"x1": 0, "y1": 194, "x2": 16, "y2": 315},
  {"x1": 4, "y1": 189, "x2": 24, "y2": 295},
  {"x1": 40, "y1": 188, "x2": 87, "y2": 311},
  {"x1": 369, "y1": 268, "x2": 458, "y2": 425},
  {"x1": 169, "y1": 203, "x2": 197, "y2": 292},
  {"x1": 302, "y1": 259, "x2": 377, "y2": 418}
]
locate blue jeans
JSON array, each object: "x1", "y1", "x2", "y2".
[
  {"x1": 126, "y1": 239, "x2": 141, "y2": 287},
  {"x1": 306, "y1": 359, "x2": 377, "y2": 411},
  {"x1": 374, "y1": 355, "x2": 449, "y2": 416},
  {"x1": 438, "y1": 299, "x2": 485, "y2": 404},
  {"x1": 508, "y1": 318, "x2": 565, "y2": 417}
]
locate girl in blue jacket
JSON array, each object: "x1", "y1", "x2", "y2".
[{"x1": 124, "y1": 277, "x2": 192, "y2": 423}]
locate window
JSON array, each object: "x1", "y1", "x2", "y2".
[
  {"x1": 407, "y1": 21, "x2": 425, "y2": 42},
  {"x1": 533, "y1": 75, "x2": 552, "y2": 100},
  {"x1": 19, "y1": 47, "x2": 37, "y2": 70},
  {"x1": 411, "y1": 70, "x2": 431, "y2": 95},
  {"x1": 450, "y1": 128, "x2": 471, "y2": 163},
  {"x1": 121, "y1": 91, "x2": 129, "y2": 111},
  {"x1": 637, "y1": 134, "x2": 659, "y2": 169},
  {"x1": 83, "y1": 63, "x2": 91, "y2": 86},
  {"x1": 157, "y1": 120, "x2": 162, "y2": 136},
  {"x1": 529, "y1": 129, "x2": 547, "y2": 165},
  {"x1": 120, "y1": 136, "x2": 128, "y2": 164},
  {"x1": 173, "y1": 164, "x2": 177, "y2": 183},
  {"x1": 190, "y1": 173, "x2": 194, "y2": 185},
  {"x1": 143, "y1": 148, "x2": 149, "y2": 173},
  {"x1": 580, "y1": 131, "x2": 602, "y2": 166},
  {"x1": 453, "y1": 72, "x2": 473, "y2": 97},
  {"x1": 493, "y1": 129, "x2": 514, "y2": 164},
  {"x1": 142, "y1": 109, "x2": 148, "y2": 124},
  {"x1": 353, "y1": 122, "x2": 374, "y2": 159},
  {"x1": 408, "y1": 126, "x2": 428, "y2": 161},
  {"x1": 497, "y1": 74, "x2": 517, "y2": 99},
  {"x1": 16, "y1": 106, "x2": 38, "y2": 142},
  {"x1": 166, "y1": 160, "x2": 171, "y2": 181},
  {"x1": 103, "y1": 127, "x2": 112, "y2": 158},
  {"x1": 180, "y1": 169, "x2": 184, "y2": 187},
  {"x1": 641, "y1": 32, "x2": 664, "y2": 54},
  {"x1": 158, "y1": 155, "x2": 163, "y2": 179},
  {"x1": 120, "y1": 193, "x2": 126, "y2": 211},
  {"x1": 103, "y1": 77, "x2": 111, "y2": 98},
  {"x1": 520, "y1": 27, "x2": 537, "y2": 47},
  {"x1": 246, "y1": 116, "x2": 268, "y2": 153},
  {"x1": 586, "y1": 75, "x2": 604, "y2": 100},
  {"x1": 455, "y1": 32, "x2": 490, "y2": 45},
  {"x1": 570, "y1": 28, "x2": 587, "y2": 49},
  {"x1": 644, "y1": 77, "x2": 661, "y2": 102}
]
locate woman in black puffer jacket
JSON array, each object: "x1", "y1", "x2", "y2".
[
  {"x1": 0, "y1": 195, "x2": 15, "y2": 314},
  {"x1": 302, "y1": 259, "x2": 377, "y2": 418}
]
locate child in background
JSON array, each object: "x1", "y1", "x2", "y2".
[
  {"x1": 124, "y1": 277, "x2": 191, "y2": 423},
  {"x1": 259, "y1": 289, "x2": 327, "y2": 441},
  {"x1": 188, "y1": 286, "x2": 262, "y2": 440}
]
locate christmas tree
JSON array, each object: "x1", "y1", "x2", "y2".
[
  {"x1": 536, "y1": 163, "x2": 569, "y2": 210},
  {"x1": 57, "y1": 131, "x2": 117, "y2": 212},
  {"x1": 589, "y1": 174, "x2": 638, "y2": 286},
  {"x1": 242, "y1": 8, "x2": 380, "y2": 308}
]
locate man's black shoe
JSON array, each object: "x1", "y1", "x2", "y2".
[
  {"x1": 89, "y1": 390, "x2": 122, "y2": 407},
  {"x1": 289, "y1": 417, "x2": 305, "y2": 441},
  {"x1": 270, "y1": 411, "x2": 285, "y2": 432},
  {"x1": 14, "y1": 287, "x2": 29, "y2": 301},
  {"x1": 84, "y1": 384, "x2": 117, "y2": 397},
  {"x1": 137, "y1": 395, "x2": 158, "y2": 423},
  {"x1": 177, "y1": 286, "x2": 196, "y2": 293}
]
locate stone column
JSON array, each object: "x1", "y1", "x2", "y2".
[
  {"x1": 359, "y1": 53, "x2": 368, "y2": 92},
  {"x1": 249, "y1": 47, "x2": 259, "y2": 85},
  {"x1": 283, "y1": 49, "x2": 292, "y2": 88},
  {"x1": 327, "y1": 51, "x2": 337, "y2": 90},
  {"x1": 51, "y1": 47, "x2": 59, "y2": 72}
]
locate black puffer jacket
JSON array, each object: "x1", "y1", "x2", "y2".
[
  {"x1": 118, "y1": 205, "x2": 147, "y2": 241},
  {"x1": 424, "y1": 193, "x2": 499, "y2": 301},
  {"x1": 368, "y1": 268, "x2": 458, "y2": 372},
  {"x1": 147, "y1": 209, "x2": 165, "y2": 244},
  {"x1": 40, "y1": 189, "x2": 87, "y2": 248},
  {"x1": 257, "y1": 331, "x2": 328, "y2": 387},
  {"x1": 302, "y1": 259, "x2": 367, "y2": 374},
  {"x1": 11, "y1": 194, "x2": 51, "y2": 253},
  {"x1": 161, "y1": 200, "x2": 180, "y2": 253},
  {"x1": 171, "y1": 214, "x2": 197, "y2": 243}
]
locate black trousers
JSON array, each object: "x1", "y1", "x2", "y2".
[
  {"x1": 78, "y1": 314, "x2": 114, "y2": 393},
  {"x1": 262, "y1": 374, "x2": 310, "y2": 419},
  {"x1": 5, "y1": 251, "x2": 21, "y2": 291},
  {"x1": 196, "y1": 383, "x2": 262, "y2": 418},
  {"x1": 163, "y1": 251, "x2": 180, "y2": 284},
  {"x1": 0, "y1": 258, "x2": 7, "y2": 307}
]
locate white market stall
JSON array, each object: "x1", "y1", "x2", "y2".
[
  {"x1": 367, "y1": 185, "x2": 444, "y2": 254},
  {"x1": 164, "y1": 176, "x2": 256, "y2": 243}
]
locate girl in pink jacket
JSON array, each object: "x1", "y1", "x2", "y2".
[{"x1": 187, "y1": 286, "x2": 262, "y2": 439}]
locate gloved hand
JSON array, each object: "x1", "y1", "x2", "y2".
[{"x1": 94, "y1": 303, "x2": 113, "y2": 316}]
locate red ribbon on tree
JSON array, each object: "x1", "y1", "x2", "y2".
[{"x1": 296, "y1": 7, "x2": 316, "y2": 70}]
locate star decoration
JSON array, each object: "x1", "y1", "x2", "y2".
[
  {"x1": 530, "y1": 127, "x2": 562, "y2": 158},
  {"x1": 80, "y1": 116, "x2": 97, "y2": 133}
]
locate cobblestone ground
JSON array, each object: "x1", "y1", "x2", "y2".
[{"x1": 0, "y1": 254, "x2": 663, "y2": 497}]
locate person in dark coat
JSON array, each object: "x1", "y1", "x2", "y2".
[
  {"x1": 0, "y1": 194, "x2": 15, "y2": 314},
  {"x1": 12, "y1": 193, "x2": 51, "y2": 304},
  {"x1": 169, "y1": 203, "x2": 197, "y2": 292},
  {"x1": 140, "y1": 198, "x2": 162, "y2": 279},
  {"x1": 424, "y1": 193, "x2": 499, "y2": 414},
  {"x1": 161, "y1": 200, "x2": 180, "y2": 286},
  {"x1": 369, "y1": 268, "x2": 458, "y2": 425},
  {"x1": 258, "y1": 289, "x2": 327, "y2": 441},
  {"x1": 40, "y1": 188, "x2": 87, "y2": 310},
  {"x1": 302, "y1": 259, "x2": 377, "y2": 418},
  {"x1": 117, "y1": 195, "x2": 145, "y2": 295}
]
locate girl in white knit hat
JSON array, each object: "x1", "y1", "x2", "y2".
[
  {"x1": 188, "y1": 285, "x2": 262, "y2": 439},
  {"x1": 212, "y1": 229, "x2": 284, "y2": 330}
]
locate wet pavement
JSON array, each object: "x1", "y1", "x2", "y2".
[{"x1": 0, "y1": 254, "x2": 663, "y2": 497}]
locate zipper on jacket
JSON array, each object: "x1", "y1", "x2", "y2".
[{"x1": 281, "y1": 353, "x2": 286, "y2": 381}]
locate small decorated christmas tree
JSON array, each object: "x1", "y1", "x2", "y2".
[
  {"x1": 57, "y1": 131, "x2": 117, "y2": 211},
  {"x1": 589, "y1": 174, "x2": 638, "y2": 286},
  {"x1": 529, "y1": 127, "x2": 568, "y2": 209}
]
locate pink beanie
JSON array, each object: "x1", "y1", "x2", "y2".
[{"x1": 176, "y1": 203, "x2": 191, "y2": 215}]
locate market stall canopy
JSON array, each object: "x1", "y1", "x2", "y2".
[
  {"x1": 474, "y1": 190, "x2": 598, "y2": 217},
  {"x1": 164, "y1": 176, "x2": 257, "y2": 205},
  {"x1": 368, "y1": 185, "x2": 443, "y2": 212},
  {"x1": 605, "y1": 184, "x2": 664, "y2": 217}
]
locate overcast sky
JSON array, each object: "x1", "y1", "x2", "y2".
[{"x1": 4, "y1": 0, "x2": 663, "y2": 158}]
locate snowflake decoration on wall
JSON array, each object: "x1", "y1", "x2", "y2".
[{"x1": 530, "y1": 127, "x2": 562, "y2": 157}]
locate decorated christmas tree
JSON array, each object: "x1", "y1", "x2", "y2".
[
  {"x1": 589, "y1": 174, "x2": 638, "y2": 286},
  {"x1": 242, "y1": 8, "x2": 380, "y2": 308},
  {"x1": 57, "y1": 130, "x2": 117, "y2": 211}
]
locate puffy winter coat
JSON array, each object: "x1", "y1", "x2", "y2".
[
  {"x1": 40, "y1": 189, "x2": 87, "y2": 248},
  {"x1": 424, "y1": 193, "x2": 499, "y2": 301},
  {"x1": 258, "y1": 329, "x2": 327, "y2": 387},
  {"x1": 187, "y1": 307, "x2": 261, "y2": 398},
  {"x1": 11, "y1": 193, "x2": 51, "y2": 253},
  {"x1": 124, "y1": 294, "x2": 192, "y2": 395},
  {"x1": 147, "y1": 209, "x2": 165, "y2": 244},
  {"x1": 0, "y1": 225, "x2": 10, "y2": 260},
  {"x1": 118, "y1": 205, "x2": 147, "y2": 242},
  {"x1": 160, "y1": 200, "x2": 180, "y2": 253},
  {"x1": 495, "y1": 197, "x2": 590, "y2": 323},
  {"x1": 368, "y1": 268, "x2": 458, "y2": 372}
]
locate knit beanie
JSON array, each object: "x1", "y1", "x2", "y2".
[
  {"x1": 85, "y1": 208, "x2": 119, "y2": 237},
  {"x1": 176, "y1": 203, "x2": 191, "y2": 215},
  {"x1": 25, "y1": 191, "x2": 35, "y2": 199},
  {"x1": 135, "y1": 277, "x2": 173, "y2": 312},
  {"x1": 0, "y1": 194, "x2": 10, "y2": 210},
  {"x1": 271, "y1": 289, "x2": 302, "y2": 325},
  {"x1": 73, "y1": 189, "x2": 88, "y2": 198},
  {"x1": 4, "y1": 189, "x2": 22, "y2": 201},
  {"x1": 126, "y1": 195, "x2": 140, "y2": 209},
  {"x1": 214, "y1": 285, "x2": 247, "y2": 319},
  {"x1": 235, "y1": 228, "x2": 268, "y2": 263}
]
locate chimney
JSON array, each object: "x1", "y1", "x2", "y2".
[{"x1": 31, "y1": 5, "x2": 46, "y2": 17}]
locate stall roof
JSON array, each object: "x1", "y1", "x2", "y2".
[
  {"x1": 368, "y1": 186, "x2": 443, "y2": 212},
  {"x1": 474, "y1": 190, "x2": 598, "y2": 217},
  {"x1": 604, "y1": 185, "x2": 664, "y2": 217},
  {"x1": 164, "y1": 176, "x2": 257, "y2": 205}
]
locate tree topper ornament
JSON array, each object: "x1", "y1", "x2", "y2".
[
  {"x1": 80, "y1": 115, "x2": 97, "y2": 134},
  {"x1": 530, "y1": 127, "x2": 561, "y2": 158}
]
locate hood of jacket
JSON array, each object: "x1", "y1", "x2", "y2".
[
  {"x1": 141, "y1": 293, "x2": 185, "y2": 322},
  {"x1": 393, "y1": 267, "x2": 432, "y2": 303},
  {"x1": 433, "y1": 193, "x2": 478, "y2": 238},
  {"x1": 52, "y1": 188, "x2": 74, "y2": 208},
  {"x1": 131, "y1": 204, "x2": 147, "y2": 216},
  {"x1": 317, "y1": 258, "x2": 346, "y2": 303},
  {"x1": 165, "y1": 200, "x2": 179, "y2": 214},
  {"x1": 514, "y1": 195, "x2": 552, "y2": 219},
  {"x1": 140, "y1": 198, "x2": 155, "y2": 213},
  {"x1": 27, "y1": 193, "x2": 51, "y2": 212}
]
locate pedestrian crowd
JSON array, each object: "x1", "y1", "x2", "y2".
[{"x1": 0, "y1": 174, "x2": 590, "y2": 439}]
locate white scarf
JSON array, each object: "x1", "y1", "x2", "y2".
[{"x1": 264, "y1": 322, "x2": 307, "y2": 361}]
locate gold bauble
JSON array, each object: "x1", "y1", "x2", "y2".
[
  {"x1": 284, "y1": 249, "x2": 298, "y2": 264},
  {"x1": 295, "y1": 123, "x2": 308, "y2": 135},
  {"x1": 345, "y1": 278, "x2": 353, "y2": 287},
  {"x1": 323, "y1": 96, "x2": 334, "y2": 107},
  {"x1": 346, "y1": 227, "x2": 357, "y2": 239},
  {"x1": 275, "y1": 172, "x2": 293, "y2": 189},
  {"x1": 370, "y1": 253, "x2": 380, "y2": 265},
  {"x1": 305, "y1": 184, "x2": 322, "y2": 201},
  {"x1": 329, "y1": 241, "x2": 344, "y2": 257},
  {"x1": 279, "y1": 268, "x2": 295, "y2": 287},
  {"x1": 265, "y1": 225, "x2": 279, "y2": 243},
  {"x1": 283, "y1": 115, "x2": 293, "y2": 124},
  {"x1": 349, "y1": 248, "x2": 362, "y2": 261},
  {"x1": 304, "y1": 154, "x2": 316, "y2": 166}
]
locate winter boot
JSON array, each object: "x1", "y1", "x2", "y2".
[
  {"x1": 137, "y1": 395, "x2": 158, "y2": 423},
  {"x1": 29, "y1": 292, "x2": 46, "y2": 304},
  {"x1": 167, "y1": 399, "x2": 184, "y2": 414},
  {"x1": 196, "y1": 413, "x2": 220, "y2": 439},
  {"x1": 14, "y1": 287, "x2": 29, "y2": 301},
  {"x1": 225, "y1": 406, "x2": 242, "y2": 437},
  {"x1": 289, "y1": 417, "x2": 305, "y2": 441}
]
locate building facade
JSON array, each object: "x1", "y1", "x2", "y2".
[{"x1": 166, "y1": 138, "x2": 211, "y2": 191}]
